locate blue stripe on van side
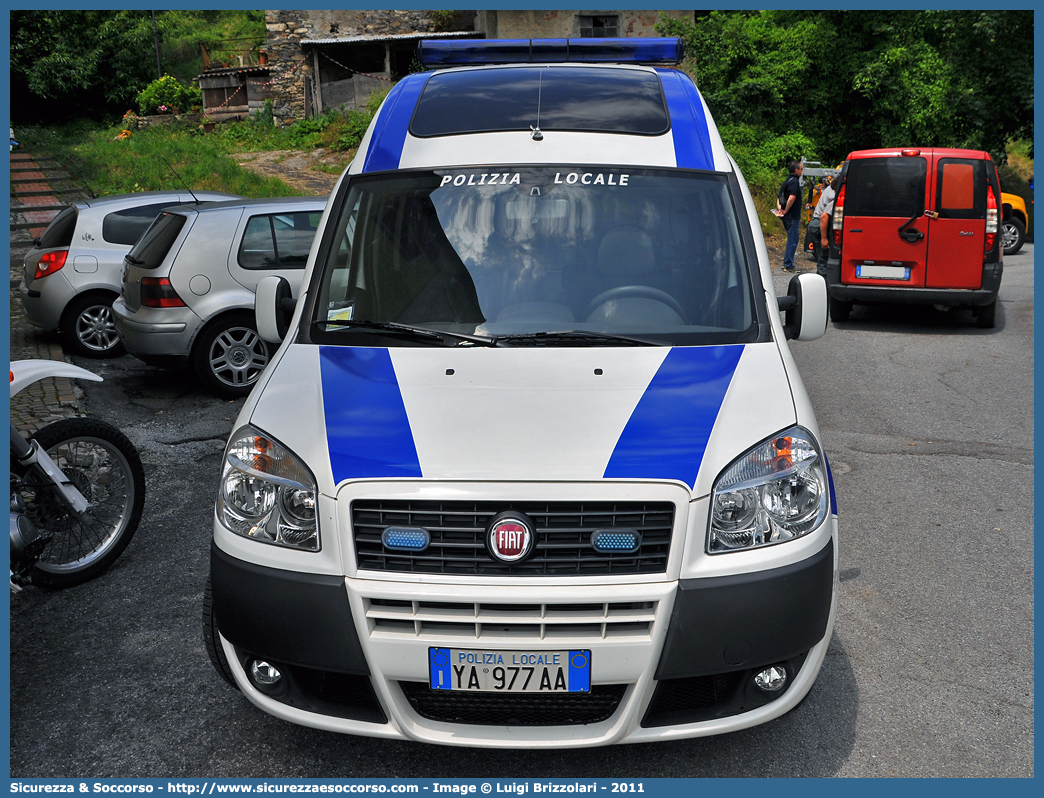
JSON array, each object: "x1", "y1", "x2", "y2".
[
  {"x1": 826, "y1": 457, "x2": 838, "y2": 515},
  {"x1": 603, "y1": 345, "x2": 744, "y2": 487},
  {"x1": 319, "y1": 347, "x2": 422, "y2": 482},
  {"x1": 658, "y1": 69, "x2": 714, "y2": 171},
  {"x1": 361, "y1": 72, "x2": 432, "y2": 173}
]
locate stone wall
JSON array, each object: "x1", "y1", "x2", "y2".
[
  {"x1": 475, "y1": 10, "x2": 692, "y2": 40},
  {"x1": 265, "y1": 9, "x2": 441, "y2": 123}
]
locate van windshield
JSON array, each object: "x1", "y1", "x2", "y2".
[{"x1": 312, "y1": 167, "x2": 758, "y2": 346}]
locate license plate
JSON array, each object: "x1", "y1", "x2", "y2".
[
  {"x1": 428, "y1": 647, "x2": 591, "y2": 693},
  {"x1": 856, "y1": 264, "x2": 911, "y2": 280}
]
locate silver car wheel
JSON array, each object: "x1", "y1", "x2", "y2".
[
  {"x1": 208, "y1": 326, "x2": 270, "y2": 388},
  {"x1": 75, "y1": 303, "x2": 121, "y2": 353},
  {"x1": 1001, "y1": 221, "x2": 1019, "y2": 251}
]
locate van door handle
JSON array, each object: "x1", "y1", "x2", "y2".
[{"x1": 899, "y1": 228, "x2": 924, "y2": 243}]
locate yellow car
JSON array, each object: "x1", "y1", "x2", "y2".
[{"x1": 1001, "y1": 192, "x2": 1029, "y2": 255}]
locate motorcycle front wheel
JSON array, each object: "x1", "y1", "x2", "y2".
[{"x1": 19, "y1": 418, "x2": 145, "y2": 588}]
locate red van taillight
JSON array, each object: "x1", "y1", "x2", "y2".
[
  {"x1": 832, "y1": 184, "x2": 845, "y2": 247},
  {"x1": 140, "y1": 277, "x2": 186, "y2": 308},
  {"x1": 985, "y1": 185, "x2": 998, "y2": 252},
  {"x1": 34, "y1": 250, "x2": 68, "y2": 280}
]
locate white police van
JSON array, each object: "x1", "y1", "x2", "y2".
[{"x1": 206, "y1": 38, "x2": 837, "y2": 747}]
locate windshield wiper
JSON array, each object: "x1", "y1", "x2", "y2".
[
  {"x1": 313, "y1": 319, "x2": 497, "y2": 347},
  {"x1": 494, "y1": 330, "x2": 662, "y2": 347}
]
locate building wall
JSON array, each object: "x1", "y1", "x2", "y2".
[
  {"x1": 475, "y1": 10, "x2": 692, "y2": 40},
  {"x1": 265, "y1": 9, "x2": 437, "y2": 122},
  {"x1": 266, "y1": 10, "x2": 692, "y2": 122}
]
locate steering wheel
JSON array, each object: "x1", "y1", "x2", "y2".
[{"x1": 583, "y1": 285, "x2": 685, "y2": 321}]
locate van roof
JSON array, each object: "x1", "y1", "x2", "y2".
[
  {"x1": 352, "y1": 57, "x2": 729, "y2": 175},
  {"x1": 846, "y1": 147, "x2": 994, "y2": 161}
]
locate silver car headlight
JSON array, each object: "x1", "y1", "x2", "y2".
[
  {"x1": 708, "y1": 426, "x2": 828, "y2": 554},
  {"x1": 217, "y1": 426, "x2": 319, "y2": 551}
]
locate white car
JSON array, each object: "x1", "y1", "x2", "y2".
[{"x1": 206, "y1": 37, "x2": 837, "y2": 748}]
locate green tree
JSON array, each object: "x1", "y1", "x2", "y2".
[
  {"x1": 658, "y1": 9, "x2": 1033, "y2": 185},
  {"x1": 11, "y1": 10, "x2": 158, "y2": 118},
  {"x1": 10, "y1": 10, "x2": 265, "y2": 122}
]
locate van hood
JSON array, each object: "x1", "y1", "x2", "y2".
[{"x1": 248, "y1": 343, "x2": 796, "y2": 497}]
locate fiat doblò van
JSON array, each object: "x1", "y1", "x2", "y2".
[
  {"x1": 824, "y1": 147, "x2": 1003, "y2": 327},
  {"x1": 205, "y1": 38, "x2": 838, "y2": 747}
]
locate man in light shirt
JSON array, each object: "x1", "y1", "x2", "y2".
[{"x1": 810, "y1": 176, "x2": 836, "y2": 277}]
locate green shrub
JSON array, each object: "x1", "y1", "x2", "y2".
[
  {"x1": 255, "y1": 99, "x2": 275, "y2": 129},
  {"x1": 329, "y1": 90, "x2": 387, "y2": 152},
  {"x1": 331, "y1": 109, "x2": 372, "y2": 152},
  {"x1": 136, "y1": 75, "x2": 201, "y2": 116},
  {"x1": 365, "y1": 88, "x2": 388, "y2": 116}
]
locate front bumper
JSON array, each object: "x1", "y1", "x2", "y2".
[
  {"x1": 210, "y1": 522, "x2": 838, "y2": 747},
  {"x1": 112, "y1": 297, "x2": 198, "y2": 365}
]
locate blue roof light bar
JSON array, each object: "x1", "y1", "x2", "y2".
[{"x1": 417, "y1": 38, "x2": 684, "y2": 68}]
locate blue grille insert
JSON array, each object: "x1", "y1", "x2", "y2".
[
  {"x1": 590, "y1": 529, "x2": 642, "y2": 554},
  {"x1": 382, "y1": 527, "x2": 431, "y2": 552}
]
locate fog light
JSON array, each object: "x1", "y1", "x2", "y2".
[
  {"x1": 251, "y1": 660, "x2": 283, "y2": 686},
  {"x1": 754, "y1": 665, "x2": 788, "y2": 692}
]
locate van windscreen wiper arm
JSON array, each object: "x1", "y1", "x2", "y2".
[
  {"x1": 494, "y1": 330, "x2": 662, "y2": 347},
  {"x1": 312, "y1": 319, "x2": 497, "y2": 347}
]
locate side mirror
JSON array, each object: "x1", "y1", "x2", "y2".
[
  {"x1": 255, "y1": 275, "x2": 295, "y2": 343},
  {"x1": 779, "y1": 273, "x2": 827, "y2": 341}
]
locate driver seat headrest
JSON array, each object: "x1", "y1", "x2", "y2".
[{"x1": 598, "y1": 227, "x2": 655, "y2": 276}]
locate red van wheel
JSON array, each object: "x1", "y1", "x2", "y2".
[
  {"x1": 829, "y1": 297, "x2": 852, "y2": 322},
  {"x1": 974, "y1": 299, "x2": 997, "y2": 329}
]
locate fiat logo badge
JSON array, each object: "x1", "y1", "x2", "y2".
[{"x1": 487, "y1": 513, "x2": 535, "y2": 562}]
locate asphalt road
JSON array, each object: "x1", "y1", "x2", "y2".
[{"x1": 9, "y1": 246, "x2": 1034, "y2": 778}]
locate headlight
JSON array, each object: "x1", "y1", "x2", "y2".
[
  {"x1": 217, "y1": 426, "x2": 319, "y2": 551},
  {"x1": 708, "y1": 426, "x2": 828, "y2": 554}
]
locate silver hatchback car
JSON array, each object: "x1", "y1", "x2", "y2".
[
  {"x1": 20, "y1": 191, "x2": 239, "y2": 357},
  {"x1": 113, "y1": 197, "x2": 326, "y2": 397}
]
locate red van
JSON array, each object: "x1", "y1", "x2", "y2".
[{"x1": 824, "y1": 147, "x2": 1003, "y2": 327}]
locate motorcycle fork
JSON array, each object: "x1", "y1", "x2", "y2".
[{"x1": 10, "y1": 424, "x2": 89, "y2": 515}]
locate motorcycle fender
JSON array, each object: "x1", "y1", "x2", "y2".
[{"x1": 9, "y1": 359, "x2": 103, "y2": 398}]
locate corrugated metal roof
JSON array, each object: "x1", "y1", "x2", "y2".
[
  {"x1": 196, "y1": 66, "x2": 270, "y2": 79},
  {"x1": 300, "y1": 31, "x2": 479, "y2": 47}
]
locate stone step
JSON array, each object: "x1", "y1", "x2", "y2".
[
  {"x1": 11, "y1": 220, "x2": 57, "y2": 231},
  {"x1": 10, "y1": 165, "x2": 64, "y2": 173},
  {"x1": 10, "y1": 175, "x2": 77, "y2": 184},
  {"x1": 10, "y1": 205, "x2": 66, "y2": 215},
  {"x1": 10, "y1": 188, "x2": 81, "y2": 198}
]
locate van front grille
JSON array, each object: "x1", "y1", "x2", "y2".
[
  {"x1": 363, "y1": 598, "x2": 657, "y2": 641},
  {"x1": 351, "y1": 500, "x2": 673, "y2": 576}
]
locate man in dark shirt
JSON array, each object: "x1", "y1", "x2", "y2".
[{"x1": 775, "y1": 161, "x2": 803, "y2": 272}]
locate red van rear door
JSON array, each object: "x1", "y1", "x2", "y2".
[
  {"x1": 840, "y1": 155, "x2": 930, "y2": 287},
  {"x1": 925, "y1": 157, "x2": 986, "y2": 289}
]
